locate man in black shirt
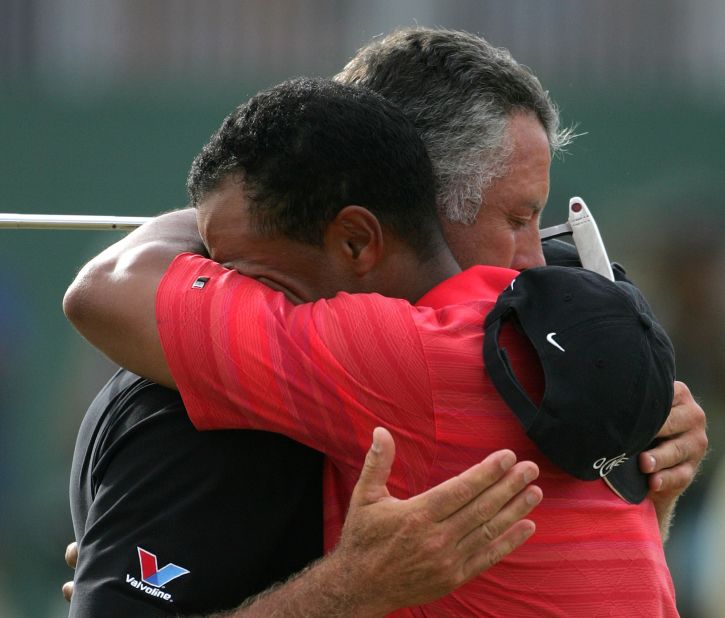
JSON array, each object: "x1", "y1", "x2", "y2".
[{"x1": 70, "y1": 370, "x2": 324, "y2": 615}]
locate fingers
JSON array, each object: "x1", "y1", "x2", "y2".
[
  {"x1": 456, "y1": 468, "x2": 542, "y2": 580},
  {"x1": 672, "y1": 380, "x2": 692, "y2": 408},
  {"x1": 336, "y1": 442, "x2": 542, "y2": 606},
  {"x1": 62, "y1": 581, "x2": 74, "y2": 603},
  {"x1": 653, "y1": 382, "x2": 705, "y2": 439},
  {"x1": 640, "y1": 435, "x2": 697, "y2": 477},
  {"x1": 416, "y1": 450, "x2": 522, "y2": 521},
  {"x1": 638, "y1": 381, "x2": 707, "y2": 504},
  {"x1": 349, "y1": 427, "x2": 396, "y2": 506},
  {"x1": 644, "y1": 433, "x2": 691, "y2": 475},
  {"x1": 65, "y1": 541, "x2": 78, "y2": 569},
  {"x1": 452, "y1": 462, "x2": 541, "y2": 547},
  {"x1": 462, "y1": 519, "x2": 536, "y2": 579},
  {"x1": 640, "y1": 382, "x2": 707, "y2": 478},
  {"x1": 647, "y1": 461, "x2": 700, "y2": 496},
  {"x1": 63, "y1": 541, "x2": 78, "y2": 602}
]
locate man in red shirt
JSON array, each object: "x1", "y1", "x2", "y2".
[{"x1": 66, "y1": 77, "x2": 678, "y2": 615}]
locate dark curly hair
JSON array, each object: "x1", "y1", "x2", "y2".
[{"x1": 187, "y1": 77, "x2": 443, "y2": 261}]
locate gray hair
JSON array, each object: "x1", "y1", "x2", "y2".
[{"x1": 335, "y1": 27, "x2": 574, "y2": 224}]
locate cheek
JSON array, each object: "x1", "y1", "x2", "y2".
[
  {"x1": 477, "y1": 225, "x2": 517, "y2": 268},
  {"x1": 462, "y1": 238, "x2": 515, "y2": 269},
  {"x1": 511, "y1": 227, "x2": 546, "y2": 269},
  {"x1": 441, "y1": 216, "x2": 517, "y2": 269}
]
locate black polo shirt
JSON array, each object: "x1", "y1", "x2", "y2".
[{"x1": 69, "y1": 369, "x2": 323, "y2": 617}]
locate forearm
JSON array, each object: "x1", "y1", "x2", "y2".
[
  {"x1": 63, "y1": 208, "x2": 204, "y2": 386},
  {"x1": 65, "y1": 431, "x2": 541, "y2": 616},
  {"x1": 655, "y1": 498, "x2": 677, "y2": 544},
  {"x1": 206, "y1": 551, "x2": 388, "y2": 618}
]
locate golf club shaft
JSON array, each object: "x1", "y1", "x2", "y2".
[
  {"x1": 0, "y1": 213, "x2": 151, "y2": 231},
  {"x1": 2, "y1": 213, "x2": 575, "y2": 239}
]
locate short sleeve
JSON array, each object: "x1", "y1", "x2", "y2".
[
  {"x1": 156, "y1": 253, "x2": 436, "y2": 475},
  {"x1": 70, "y1": 375, "x2": 324, "y2": 616}
]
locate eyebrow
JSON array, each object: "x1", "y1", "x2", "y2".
[{"x1": 521, "y1": 202, "x2": 544, "y2": 215}]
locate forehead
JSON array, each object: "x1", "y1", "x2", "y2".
[
  {"x1": 195, "y1": 176, "x2": 257, "y2": 257},
  {"x1": 507, "y1": 112, "x2": 551, "y2": 164},
  {"x1": 193, "y1": 174, "x2": 345, "y2": 303},
  {"x1": 492, "y1": 113, "x2": 551, "y2": 207}
]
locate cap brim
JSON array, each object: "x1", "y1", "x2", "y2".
[{"x1": 602, "y1": 455, "x2": 649, "y2": 504}]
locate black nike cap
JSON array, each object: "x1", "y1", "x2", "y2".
[{"x1": 483, "y1": 266, "x2": 675, "y2": 503}]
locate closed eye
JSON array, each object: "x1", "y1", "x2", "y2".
[{"x1": 509, "y1": 216, "x2": 532, "y2": 230}]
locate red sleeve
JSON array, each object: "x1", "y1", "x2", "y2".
[{"x1": 156, "y1": 253, "x2": 436, "y2": 472}]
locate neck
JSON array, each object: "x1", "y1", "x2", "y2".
[{"x1": 379, "y1": 243, "x2": 461, "y2": 304}]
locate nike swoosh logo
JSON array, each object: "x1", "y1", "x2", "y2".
[{"x1": 546, "y1": 332, "x2": 565, "y2": 352}]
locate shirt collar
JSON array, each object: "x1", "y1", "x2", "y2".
[{"x1": 416, "y1": 265, "x2": 520, "y2": 308}]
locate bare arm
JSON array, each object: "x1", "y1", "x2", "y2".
[
  {"x1": 63, "y1": 209, "x2": 201, "y2": 388},
  {"x1": 66, "y1": 428, "x2": 542, "y2": 616},
  {"x1": 639, "y1": 380, "x2": 708, "y2": 541}
]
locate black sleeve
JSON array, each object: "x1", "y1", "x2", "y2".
[{"x1": 70, "y1": 371, "x2": 323, "y2": 617}]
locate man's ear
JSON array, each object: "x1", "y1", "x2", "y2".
[{"x1": 324, "y1": 205, "x2": 384, "y2": 276}]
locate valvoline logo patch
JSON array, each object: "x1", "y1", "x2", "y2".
[
  {"x1": 125, "y1": 547, "x2": 190, "y2": 602},
  {"x1": 138, "y1": 547, "x2": 190, "y2": 587}
]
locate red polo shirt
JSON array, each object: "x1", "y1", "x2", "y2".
[{"x1": 157, "y1": 253, "x2": 677, "y2": 617}]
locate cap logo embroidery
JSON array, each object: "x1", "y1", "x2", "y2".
[
  {"x1": 593, "y1": 453, "x2": 628, "y2": 478},
  {"x1": 546, "y1": 332, "x2": 565, "y2": 352}
]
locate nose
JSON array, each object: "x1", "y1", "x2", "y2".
[{"x1": 511, "y1": 228, "x2": 546, "y2": 271}]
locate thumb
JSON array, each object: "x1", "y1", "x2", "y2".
[{"x1": 349, "y1": 427, "x2": 396, "y2": 506}]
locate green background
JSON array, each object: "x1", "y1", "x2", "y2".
[{"x1": 1, "y1": 17, "x2": 724, "y2": 616}]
